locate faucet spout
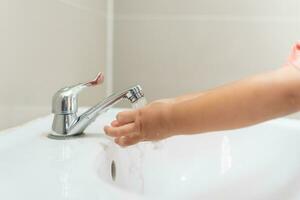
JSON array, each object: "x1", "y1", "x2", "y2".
[{"x1": 68, "y1": 85, "x2": 143, "y2": 136}]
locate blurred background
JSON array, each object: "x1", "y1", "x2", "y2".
[{"x1": 1, "y1": 0, "x2": 299, "y2": 130}]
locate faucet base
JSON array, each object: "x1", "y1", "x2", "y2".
[{"x1": 47, "y1": 132, "x2": 85, "y2": 140}]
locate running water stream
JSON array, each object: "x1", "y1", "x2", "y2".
[
  {"x1": 130, "y1": 97, "x2": 165, "y2": 194},
  {"x1": 131, "y1": 97, "x2": 147, "y2": 194}
]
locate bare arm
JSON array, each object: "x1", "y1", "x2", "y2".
[
  {"x1": 104, "y1": 66, "x2": 300, "y2": 146},
  {"x1": 104, "y1": 41, "x2": 300, "y2": 146},
  {"x1": 169, "y1": 67, "x2": 300, "y2": 135}
]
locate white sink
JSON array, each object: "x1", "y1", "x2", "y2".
[{"x1": 1, "y1": 108, "x2": 300, "y2": 200}]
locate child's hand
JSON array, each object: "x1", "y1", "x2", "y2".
[{"x1": 104, "y1": 99, "x2": 174, "y2": 147}]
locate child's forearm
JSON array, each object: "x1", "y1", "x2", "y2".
[
  {"x1": 168, "y1": 67, "x2": 300, "y2": 135},
  {"x1": 174, "y1": 92, "x2": 203, "y2": 102},
  {"x1": 105, "y1": 43, "x2": 300, "y2": 147}
]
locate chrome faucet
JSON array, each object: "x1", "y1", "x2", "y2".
[{"x1": 51, "y1": 72, "x2": 144, "y2": 137}]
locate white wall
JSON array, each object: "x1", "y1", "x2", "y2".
[
  {"x1": 113, "y1": 0, "x2": 300, "y2": 102},
  {"x1": 0, "y1": 0, "x2": 108, "y2": 130},
  {"x1": 1, "y1": 1, "x2": 299, "y2": 130}
]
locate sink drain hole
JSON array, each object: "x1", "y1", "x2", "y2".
[{"x1": 111, "y1": 160, "x2": 116, "y2": 181}]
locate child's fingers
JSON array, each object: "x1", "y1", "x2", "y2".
[
  {"x1": 104, "y1": 123, "x2": 136, "y2": 137},
  {"x1": 116, "y1": 110, "x2": 136, "y2": 125},
  {"x1": 115, "y1": 134, "x2": 141, "y2": 147},
  {"x1": 111, "y1": 120, "x2": 120, "y2": 127}
]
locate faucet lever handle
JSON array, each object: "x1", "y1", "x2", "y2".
[
  {"x1": 72, "y1": 72, "x2": 105, "y2": 94},
  {"x1": 52, "y1": 72, "x2": 104, "y2": 115},
  {"x1": 83, "y1": 72, "x2": 105, "y2": 87}
]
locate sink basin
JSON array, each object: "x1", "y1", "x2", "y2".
[
  {"x1": 98, "y1": 113, "x2": 300, "y2": 200},
  {"x1": 1, "y1": 108, "x2": 300, "y2": 200}
]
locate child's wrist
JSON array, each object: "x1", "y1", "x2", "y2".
[{"x1": 161, "y1": 101, "x2": 177, "y2": 137}]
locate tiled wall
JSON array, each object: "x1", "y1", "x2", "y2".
[
  {"x1": 0, "y1": 0, "x2": 108, "y2": 130},
  {"x1": 113, "y1": 0, "x2": 300, "y2": 101}
]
